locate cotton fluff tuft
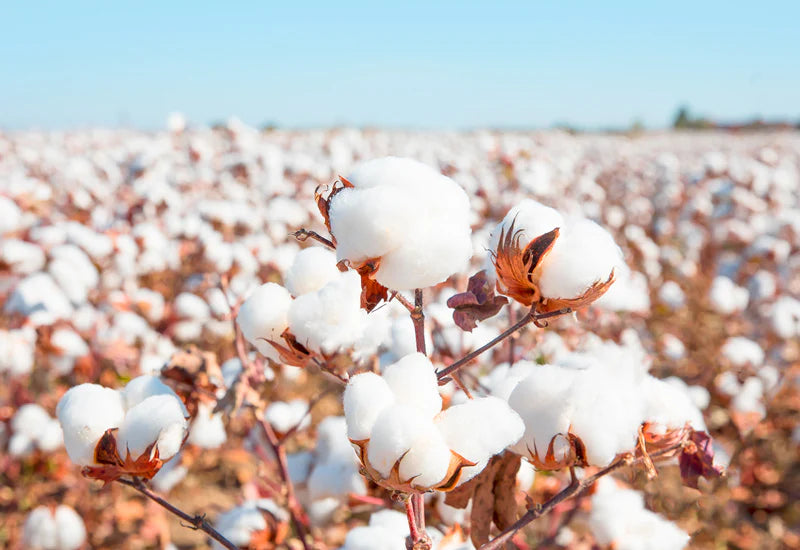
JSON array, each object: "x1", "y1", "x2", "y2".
[
  {"x1": 56, "y1": 383, "x2": 126, "y2": 466},
  {"x1": 23, "y1": 505, "x2": 87, "y2": 550},
  {"x1": 188, "y1": 402, "x2": 227, "y2": 449},
  {"x1": 284, "y1": 247, "x2": 341, "y2": 297},
  {"x1": 116, "y1": 395, "x2": 188, "y2": 460},
  {"x1": 288, "y1": 270, "x2": 368, "y2": 355},
  {"x1": 329, "y1": 157, "x2": 473, "y2": 290},
  {"x1": 265, "y1": 399, "x2": 311, "y2": 434},
  {"x1": 381, "y1": 352, "x2": 441, "y2": 418},
  {"x1": 589, "y1": 479, "x2": 689, "y2": 550},
  {"x1": 537, "y1": 218, "x2": 624, "y2": 300},
  {"x1": 343, "y1": 372, "x2": 395, "y2": 440},
  {"x1": 237, "y1": 282, "x2": 292, "y2": 362},
  {"x1": 367, "y1": 405, "x2": 429, "y2": 478}
]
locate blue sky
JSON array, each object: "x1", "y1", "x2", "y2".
[{"x1": 1, "y1": 1, "x2": 798, "y2": 130}]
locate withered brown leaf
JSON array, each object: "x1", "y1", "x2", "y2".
[
  {"x1": 679, "y1": 430, "x2": 724, "y2": 489},
  {"x1": 447, "y1": 270, "x2": 509, "y2": 331}
]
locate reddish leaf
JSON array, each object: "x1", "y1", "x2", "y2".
[
  {"x1": 679, "y1": 430, "x2": 724, "y2": 489},
  {"x1": 469, "y1": 458, "x2": 500, "y2": 547},
  {"x1": 447, "y1": 270, "x2": 509, "y2": 331},
  {"x1": 492, "y1": 453, "x2": 521, "y2": 530}
]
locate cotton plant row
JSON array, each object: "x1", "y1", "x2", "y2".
[{"x1": 2, "y1": 125, "x2": 797, "y2": 548}]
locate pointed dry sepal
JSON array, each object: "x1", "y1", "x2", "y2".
[
  {"x1": 81, "y1": 428, "x2": 164, "y2": 484},
  {"x1": 492, "y1": 221, "x2": 559, "y2": 308},
  {"x1": 523, "y1": 432, "x2": 588, "y2": 471},
  {"x1": 314, "y1": 176, "x2": 354, "y2": 244}
]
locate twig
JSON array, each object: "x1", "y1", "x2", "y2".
[
  {"x1": 437, "y1": 308, "x2": 571, "y2": 381},
  {"x1": 292, "y1": 229, "x2": 335, "y2": 249},
  {"x1": 478, "y1": 438, "x2": 688, "y2": 550},
  {"x1": 259, "y1": 419, "x2": 313, "y2": 550},
  {"x1": 116, "y1": 478, "x2": 239, "y2": 550},
  {"x1": 409, "y1": 288, "x2": 428, "y2": 544}
]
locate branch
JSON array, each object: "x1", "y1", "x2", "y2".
[
  {"x1": 478, "y1": 438, "x2": 688, "y2": 550},
  {"x1": 437, "y1": 308, "x2": 570, "y2": 381},
  {"x1": 116, "y1": 477, "x2": 239, "y2": 550},
  {"x1": 409, "y1": 288, "x2": 428, "y2": 544},
  {"x1": 292, "y1": 229, "x2": 335, "y2": 249}
]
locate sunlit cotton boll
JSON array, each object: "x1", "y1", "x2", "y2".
[
  {"x1": 9, "y1": 403, "x2": 63, "y2": 456},
  {"x1": 116, "y1": 395, "x2": 188, "y2": 460},
  {"x1": 329, "y1": 157, "x2": 473, "y2": 290},
  {"x1": 288, "y1": 270, "x2": 369, "y2": 355},
  {"x1": 381, "y1": 352, "x2": 442, "y2": 419},
  {"x1": 709, "y1": 276, "x2": 749, "y2": 314},
  {"x1": 284, "y1": 246, "x2": 341, "y2": 297},
  {"x1": 720, "y1": 336, "x2": 765, "y2": 368},
  {"x1": 56, "y1": 383, "x2": 126, "y2": 466},
  {"x1": 343, "y1": 372, "x2": 395, "y2": 440},
  {"x1": 188, "y1": 402, "x2": 227, "y2": 449},
  {"x1": 265, "y1": 399, "x2": 311, "y2": 434},
  {"x1": 23, "y1": 505, "x2": 87, "y2": 550},
  {"x1": 237, "y1": 282, "x2": 292, "y2": 362},
  {"x1": 212, "y1": 499, "x2": 289, "y2": 550}
]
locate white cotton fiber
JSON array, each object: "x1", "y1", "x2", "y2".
[
  {"x1": 265, "y1": 399, "x2": 311, "y2": 434},
  {"x1": 487, "y1": 199, "x2": 564, "y2": 263},
  {"x1": 188, "y1": 402, "x2": 227, "y2": 449},
  {"x1": 284, "y1": 247, "x2": 341, "y2": 297},
  {"x1": 343, "y1": 372, "x2": 394, "y2": 440},
  {"x1": 709, "y1": 276, "x2": 749, "y2": 314},
  {"x1": 307, "y1": 458, "x2": 367, "y2": 501},
  {"x1": 56, "y1": 383, "x2": 126, "y2": 466},
  {"x1": 397, "y1": 419, "x2": 452, "y2": 488},
  {"x1": 538, "y1": 218, "x2": 623, "y2": 300},
  {"x1": 643, "y1": 376, "x2": 706, "y2": 434},
  {"x1": 0, "y1": 239, "x2": 45, "y2": 274},
  {"x1": 23, "y1": 504, "x2": 86, "y2": 550},
  {"x1": 367, "y1": 405, "x2": 428, "y2": 477},
  {"x1": 237, "y1": 282, "x2": 292, "y2": 362},
  {"x1": 720, "y1": 337, "x2": 764, "y2": 367},
  {"x1": 213, "y1": 499, "x2": 288, "y2": 550},
  {"x1": 53, "y1": 505, "x2": 87, "y2": 550},
  {"x1": 770, "y1": 296, "x2": 800, "y2": 339},
  {"x1": 436, "y1": 396, "x2": 524, "y2": 465},
  {"x1": 122, "y1": 375, "x2": 188, "y2": 416},
  {"x1": 329, "y1": 157, "x2": 473, "y2": 290},
  {"x1": 175, "y1": 292, "x2": 210, "y2": 320},
  {"x1": 589, "y1": 479, "x2": 689, "y2": 550},
  {"x1": 508, "y1": 365, "x2": 577, "y2": 460},
  {"x1": 10, "y1": 403, "x2": 63, "y2": 456},
  {"x1": 381, "y1": 352, "x2": 441, "y2": 419},
  {"x1": 116, "y1": 395, "x2": 187, "y2": 460},
  {"x1": 0, "y1": 327, "x2": 37, "y2": 375},
  {"x1": 288, "y1": 270, "x2": 367, "y2": 355}
]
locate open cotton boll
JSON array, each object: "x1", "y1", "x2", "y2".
[
  {"x1": 316, "y1": 416, "x2": 358, "y2": 461},
  {"x1": 288, "y1": 270, "x2": 368, "y2": 355},
  {"x1": 329, "y1": 157, "x2": 473, "y2": 290},
  {"x1": 122, "y1": 375, "x2": 189, "y2": 417},
  {"x1": 339, "y1": 525, "x2": 405, "y2": 550},
  {"x1": 537, "y1": 218, "x2": 624, "y2": 300},
  {"x1": 56, "y1": 383, "x2": 126, "y2": 466},
  {"x1": 116, "y1": 395, "x2": 188, "y2": 460},
  {"x1": 589, "y1": 479, "x2": 689, "y2": 550},
  {"x1": 643, "y1": 376, "x2": 706, "y2": 434},
  {"x1": 437, "y1": 396, "x2": 524, "y2": 469},
  {"x1": 397, "y1": 419, "x2": 453, "y2": 489},
  {"x1": 265, "y1": 399, "x2": 311, "y2": 434},
  {"x1": 188, "y1": 402, "x2": 227, "y2": 449},
  {"x1": 307, "y1": 458, "x2": 367, "y2": 501},
  {"x1": 709, "y1": 276, "x2": 749, "y2": 314},
  {"x1": 174, "y1": 292, "x2": 210, "y2": 320},
  {"x1": 23, "y1": 505, "x2": 86, "y2": 550},
  {"x1": 343, "y1": 372, "x2": 395, "y2": 440},
  {"x1": 0, "y1": 239, "x2": 45, "y2": 274},
  {"x1": 720, "y1": 337, "x2": 764, "y2": 367},
  {"x1": 284, "y1": 247, "x2": 341, "y2": 297},
  {"x1": 0, "y1": 327, "x2": 37, "y2": 375},
  {"x1": 367, "y1": 405, "x2": 429, "y2": 478},
  {"x1": 508, "y1": 365, "x2": 578, "y2": 460},
  {"x1": 237, "y1": 282, "x2": 292, "y2": 362},
  {"x1": 49, "y1": 328, "x2": 90, "y2": 374},
  {"x1": 5, "y1": 272, "x2": 73, "y2": 324},
  {"x1": 486, "y1": 199, "x2": 564, "y2": 272},
  {"x1": 770, "y1": 296, "x2": 800, "y2": 339},
  {"x1": 381, "y1": 352, "x2": 441, "y2": 418},
  {"x1": 10, "y1": 403, "x2": 63, "y2": 455}
]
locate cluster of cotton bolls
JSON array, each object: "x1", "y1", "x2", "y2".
[{"x1": 7, "y1": 403, "x2": 63, "y2": 456}]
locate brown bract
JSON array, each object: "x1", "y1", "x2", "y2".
[
  {"x1": 350, "y1": 438, "x2": 476, "y2": 493},
  {"x1": 161, "y1": 347, "x2": 223, "y2": 417},
  {"x1": 314, "y1": 176, "x2": 354, "y2": 244},
  {"x1": 246, "y1": 509, "x2": 290, "y2": 549},
  {"x1": 492, "y1": 220, "x2": 615, "y2": 313},
  {"x1": 522, "y1": 432, "x2": 588, "y2": 471},
  {"x1": 82, "y1": 428, "x2": 165, "y2": 484}
]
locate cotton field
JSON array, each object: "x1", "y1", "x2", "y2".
[{"x1": 1, "y1": 122, "x2": 798, "y2": 549}]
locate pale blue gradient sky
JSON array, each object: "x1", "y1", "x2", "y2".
[{"x1": 1, "y1": 1, "x2": 798, "y2": 130}]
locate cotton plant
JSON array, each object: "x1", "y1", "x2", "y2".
[{"x1": 56, "y1": 375, "x2": 189, "y2": 481}]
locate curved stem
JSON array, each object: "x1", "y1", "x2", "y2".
[
  {"x1": 437, "y1": 308, "x2": 570, "y2": 381},
  {"x1": 409, "y1": 289, "x2": 428, "y2": 544},
  {"x1": 116, "y1": 477, "x2": 239, "y2": 550}
]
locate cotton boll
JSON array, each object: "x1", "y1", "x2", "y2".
[
  {"x1": 49, "y1": 505, "x2": 87, "y2": 550},
  {"x1": 175, "y1": 292, "x2": 211, "y2": 320},
  {"x1": 0, "y1": 239, "x2": 46, "y2": 274},
  {"x1": 538, "y1": 218, "x2": 624, "y2": 300},
  {"x1": 56, "y1": 383, "x2": 126, "y2": 466},
  {"x1": 284, "y1": 247, "x2": 341, "y2": 297},
  {"x1": 382, "y1": 352, "x2": 441, "y2": 418},
  {"x1": 709, "y1": 276, "x2": 749, "y2": 314},
  {"x1": 49, "y1": 328, "x2": 90, "y2": 374},
  {"x1": 288, "y1": 270, "x2": 368, "y2": 355},
  {"x1": 508, "y1": 366, "x2": 577, "y2": 460},
  {"x1": 487, "y1": 200, "x2": 564, "y2": 267},
  {"x1": 437, "y1": 396, "x2": 524, "y2": 467},
  {"x1": 48, "y1": 244, "x2": 99, "y2": 305},
  {"x1": 0, "y1": 196, "x2": 23, "y2": 235},
  {"x1": 330, "y1": 157, "x2": 473, "y2": 290},
  {"x1": 132, "y1": 288, "x2": 166, "y2": 322},
  {"x1": 5, "y1": 272, "x2": 73, "y2": 323},
  {"x1": 237, "y1": 282, "x2": 292, "y2": 362},
  {"x1": 397, "y1": 420, "x2": 452, "y2": 489},
  {"x1": 643, "y1": 376, "x2": 706, "y2": 434},
  {"x1": 589, "y1": 479, "x2": 689, "y2": 550},
  {"x1": 307, "y1": 458, "x2": 367, "y2": 501},
  {"x1": 367, "y1": 405, "x2": 429, "y2": 478},
  {"x1": 287, "y1": 451, "x2": 314, "y2": 485},
  {"x1": 188, "y1": 402, "x2": 227, "y2": 449},
  {"x1": 23, "y1": 506, "x2": 59, "y2": 550},
  {"x1": 340, "y1": 525, "x2": 404, "y2": 550},
  {"x1": 265, "y1": 399, "x2": 311, "y2": 434},
  {"x1": 213, "y1": 500, "x2": 289, "y2": 550},
  {"x1": 482, "y1": 361, "x2": 538, "y2": 401},
  {"x1": 0, "y1": 327, "x2": 36, "y2": 375},
  {"x1": 770, "y1": 296, "x2": 800, "y2": 339},
  {"x1": 151, "y1": 453, "x2": 188, "y2": 493},
  {"x1": 122, "y1": 375, "x2": 189, "y2": 416},
  {"x1": 116, "y1": 395, "x2": 188, "y2": 460},
  {"x1": 720, "y1": 337, "x2": 764, "y2": 367},
  {"x1": 316, "y1": 416, "x2": 357, "y2": 460},
  {"x1": 10, "y1": 404, "x2": 63, "y2": 455},
  {"x1": 661, "y1": 334, "x2": 686, "y2": 361},
  {"x1": 343, "y1": 372, "x2": 395, "y2": 440},
  {"x1": 658, "y1": 281, "x2": 686, "y2": 309},
  {"x1": 436, "y1": 496, "x2": 471, "y2": 526}
]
